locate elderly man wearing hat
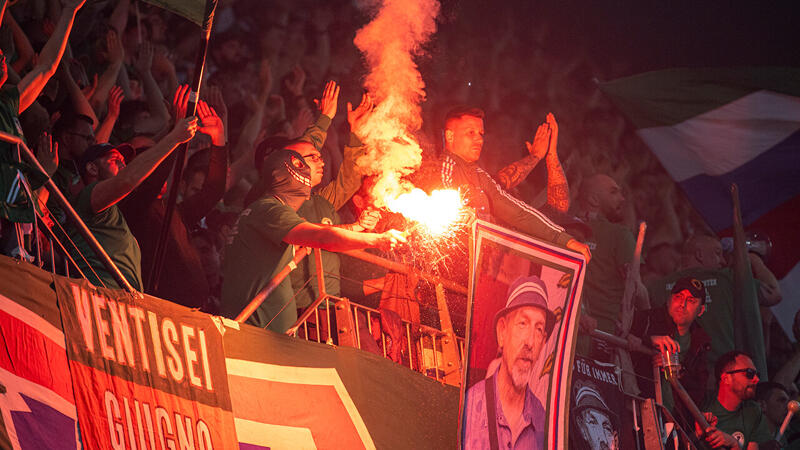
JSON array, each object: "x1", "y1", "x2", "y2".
[
  {"x1": 572, "y1": 380, "x2": 620, "y2": 450},
  {"x1": 631, "y1": 277, "x2": 712, "y2": 422},
  {"x1": 66, "y1": 117, "x2": 198, "y2": 291},
  {"x1": 463, "y1": 275, "x2": 555, "y2": 450}
]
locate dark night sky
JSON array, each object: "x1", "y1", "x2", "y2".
[{"x1": 444, "y1": 0, "x2": 800, "y2": 78}]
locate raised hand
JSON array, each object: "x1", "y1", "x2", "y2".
[
  {"x1": 171, "y1": 84, "x2": 191, "y2": 122},
  {"x1": 134, "y1": 42, "x2": 154, "y2": 76},
  {"x1": 257, "y1": 59, "x2": 273, "y2": 95},
  {"x1": 105, "y1": 29, "x2": 124, "y2": 64},
  {"x1": 82, "y1": 73, "x2": 98, "y2": 100},
  {"x1": 196, "y1": 100, "x2": 225, "y2": 146},
  {"x1": 265, "y1": 94, "x2": 286, "y2": 122},
  {"x1": 347, "y1": 93, "x2": 374, "y2": 140},
  {"x1": 357, "y1": 208, "x2": 381, "y2": 231},
  {"x1": 204, "y1": 86, "x2": 228, "y2": 123},
  {"x1": 545, "y1": 112, "x2": 559, "y2": 159},
  {"x1": 284, "y1": 64, "x2": 306, "y2": 97},
  {"x1": 314, "y1": 80, "x2": 340, "y2": 119},
  {"x1": 525, "y1": 121, "x2": 550, "y2": 160},
  {"x1": 107, "y1": 85, "x2": 124, "y2": 118},
  {"x1": 169, "y1": 116, "x2": 198, "y2": 144},
  {"x1": 36, "y1": 132, "x2": 59, "y2": 177}
]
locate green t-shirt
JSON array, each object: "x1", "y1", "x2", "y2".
[
  {"x1": 704, "y1": 398, "x2": 772, "y2": 447},
  {"x1": 220, "y1": 197, "x2": 306, "y2": 332},
  {"x1": 291, "y1": 194, "x2": 341, "y2": 308},
  {"x1": 648, "y1": 268, "x2": 737, "y2": 367},
  {"x1": 583, "y1": 218, "x2": 635, "y2": 333},
  {"x1": 0, "y1": 85, "x2": 42, "y2": 223},
  {"x1": 67, "y1": 182, "x2": 143, "y2": 291}
]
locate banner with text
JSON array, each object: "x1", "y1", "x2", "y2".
[{"x1": 54, "y1": 277, "x2": 237, "y2": 449}]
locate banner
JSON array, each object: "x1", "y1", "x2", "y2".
[
  {"x1": 54, "y1": 277, "x2": 237, "y2": 449},
  {"x1": 461, "y1": 220, "x2": 587, "y2": 450},
  {"x1": 568, "y1": 356, "x2": 626, "y2": 450},
  {"x1": 222, "y1": 318, "x2": 460, "y2": 450},
  {"x1": 0, "y1": 257, "x2": 79, "y2": 450}
]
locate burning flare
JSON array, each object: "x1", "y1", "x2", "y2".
[
  {"x1": 353, "y1": 0, "x2": 440, "y2": 212},
  {"x1": 385, "y1": 189, "x2": 463, "y2": 235}
]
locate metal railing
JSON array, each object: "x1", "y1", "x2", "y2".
[{"x1": 0, "y1": 131, "x2": 136, "y2": 293}]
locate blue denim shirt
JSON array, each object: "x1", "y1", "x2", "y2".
[{"x1": 463, "y1": 374, "x2": 545, "y2": 450}]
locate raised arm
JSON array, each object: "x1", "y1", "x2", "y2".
[
  {"x1": 56, "y1": 58, "x2": 99, "y2": 128},
  {"x1": 130, "y1": 42, "x2": 170, "y2": 135},
  {"x1": 89, "y1": 29, "x2": 124, "y2": 113},
  {"x1": 496, "y1": 119, "x2": 549, "y2": 190},
  {"x1": 94, "y1": 86, "x2": 123, "y2": 143},
  {"x1": 543, "y1": 113, "x2": 570, "y2": 212},
  {"x1": 17, "y1": 0, "x2": 85, "y2": 113},
  {"x1": 89, "y1": 117, "x2": 196, "y2": 213}
]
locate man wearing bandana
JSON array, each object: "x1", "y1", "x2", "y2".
[{"x1": 220, "y1": 149, "x2": 406, "y2": 332}]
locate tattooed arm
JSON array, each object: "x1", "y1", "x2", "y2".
[
  {"x1": 496, "y1": 121, "x2": 550, "y2": 189},
  {"x1": 544, "y1": 113, "x2": 570, "y2": 213}
]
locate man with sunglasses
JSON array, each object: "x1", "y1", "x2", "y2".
[{"x1": 698, "y1": 351, "x2": 773, "y2": 449}]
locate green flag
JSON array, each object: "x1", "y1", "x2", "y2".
[{"x1": 142, "y1": 0, "x2": 208, "y2": 27}]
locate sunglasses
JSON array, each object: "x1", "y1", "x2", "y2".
[{"x1": 726, "y1": 368, "x2": 759, "y2": 379}]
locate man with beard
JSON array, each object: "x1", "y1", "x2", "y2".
[
  {"x1": 574, "y1": 174, "x2": 647, "y2": 338},
  {"x1": 699, "y1": 351, "x2": 773, "y2": 449},
  {"x1": 572, "y1": 380, "x2": 619, "y2": 450},
  {"x1": 463, "y1": 275, "x2": 554, "y2": 450}
]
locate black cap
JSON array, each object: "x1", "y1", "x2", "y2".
[
  {"x1": 671, "y1": 277, "x2": 707, "y2": 304},
  {"x1": 78, "y1": 143, "x2": 135, "y2": 176}
]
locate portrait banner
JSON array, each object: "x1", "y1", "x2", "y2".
[
  {"x1": 54, "y1": 277, "x2": 237, "y2": 449},
  {"x1": 460, "y1": 220, "x2": 587, "y2": 450},
  {"x1": 568, "y1": 356, "x2": 626, "y2": 450}
]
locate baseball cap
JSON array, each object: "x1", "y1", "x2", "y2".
[
  {"x1": 78, "y1": 143, "x2": 135, "y2": 176},
  {"x1": 671, "y1": 276, "x2": 707, "y2": 304}
]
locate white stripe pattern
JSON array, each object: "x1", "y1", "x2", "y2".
[
  {"x1": 477, "y1": 167, "x2": 565, "y2": 233},
  {"x1": 441, "y1": 156, "x2": 454, "y2": 187},
  {"x1": 506, "y1": 282, "x2": 547, "y2": 307}
]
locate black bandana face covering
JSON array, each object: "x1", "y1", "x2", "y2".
[{"x1": 263, "y1": 149, "x2": 312, "y2": 210}]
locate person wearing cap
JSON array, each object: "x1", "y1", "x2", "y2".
[
  {"x1": 698, "y1": 351, "x2": 773, "y2": 449},
  {"x1": 65, "y1": 117, "x2": 198, "y2": 290},
  {"x1": 631, "y1": 277, "x2": 711, "y2": 422},
  {"x1": 463, "y1": 275, "x2": 555, "y2": 450},
  {"x1": 571, "y1": 380, "x2": 620, "y2": 450},
  {"x1": 220, "y1": 148, "x2": 407, "y2": 333}
]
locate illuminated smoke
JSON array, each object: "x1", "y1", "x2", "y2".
[{"x1": 353, "y1": 0, "x2": 440, "y2": 206}]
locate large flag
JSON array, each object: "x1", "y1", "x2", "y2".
[
  {"x1": 0, "y1": 257, "x2": 80, "y2": 450},
  {"x1": 222, "y1": 318, "x2": 459, "y2": 450},
  {"x1": 600, "y1": 67, "x2": 800, "y2": 338}
]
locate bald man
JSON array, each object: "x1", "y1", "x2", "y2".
[{"x1": 573, "y1": 174, "x2": 645, "y2": 337}]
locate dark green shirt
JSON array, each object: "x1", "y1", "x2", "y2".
[
  {"x1": 220, "y1": 197, "x2": 306, "y2": 332},
  {"x1": 0, "y1": 85, "x2": 39, "y2": 223},
  {"x1": 704, "y1": 398, "x2": 772, "y2": 447},
  {"x1": 292, "y1": 194, "x2": 341, "y2": 308},
  {"x1": 583, "y1": 218, "x2": 635, "y2": 333},
  {"x1": 67, "y1": 182, "x2": 143, "y2": 291},
  {"x1": 648, "y1": 268, "x2": 738, "y2": 367}
]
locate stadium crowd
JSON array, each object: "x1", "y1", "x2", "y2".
[{"x1": 1, "y1": 0, "x2": 797, "y2": 447}]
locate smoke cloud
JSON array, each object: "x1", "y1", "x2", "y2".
[{"x1": 353, "y1": 0, "x2": 440, "y2": 206}]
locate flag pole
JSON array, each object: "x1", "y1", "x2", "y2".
[{"x1": 147, "y1": 0, "x2": 218, "y2": 292}]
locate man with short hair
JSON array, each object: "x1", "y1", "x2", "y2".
[
  {"x1": 632, "y1": 277, "x2": 711, "y2": 418},
  {"x1": 699, "y1": 351, "x2": 773, "y2": 449},
  {"x1": 66, "y1": 117, "x2": 197, "y2": 290},
  {"x1": 463, "y1": 275, "x2": 555, "y2": 450},
  {"x1": 51, "y1": 112, "x2": 96, "y2": 197},
  {"x1": 415, "y1": 107, "x2": 591, "y2": 262}
]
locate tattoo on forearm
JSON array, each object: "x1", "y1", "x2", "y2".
[
  {"x1": 497, "y1": 155, "x2": 541, "y2": 189},
  {"x1": 547, "y1": 160, "x2": 570, "y2": 212}
]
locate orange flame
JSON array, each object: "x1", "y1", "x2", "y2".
[{"x1": 385, "y1": 188, "x2": 463, "y2": 235}]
